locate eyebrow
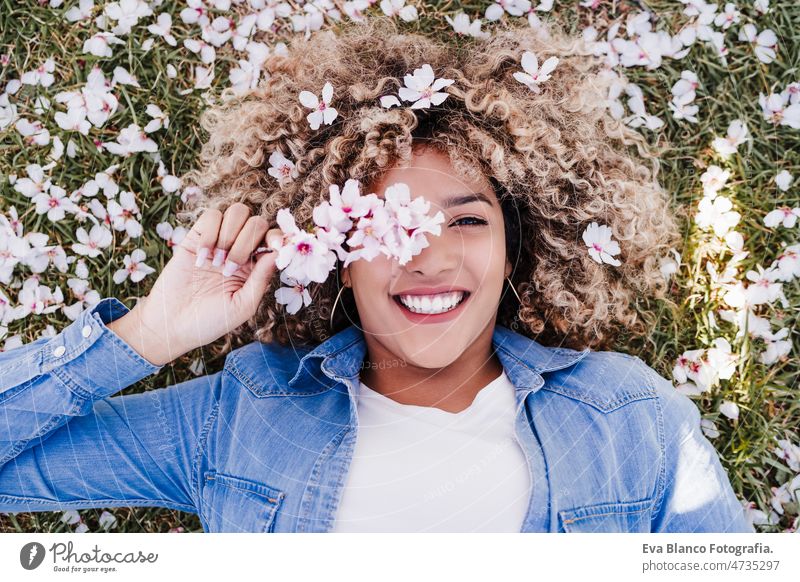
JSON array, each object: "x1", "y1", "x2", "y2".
[{"x1": 442, "y1": 192, "x2": 495, "y2": 209}]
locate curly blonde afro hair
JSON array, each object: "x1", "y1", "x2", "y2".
[{"x1": 181, "y1": 15, "x2": 681, "y2": 352}]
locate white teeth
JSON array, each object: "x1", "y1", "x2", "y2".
[{"x1": 397, "y1": 291, "x2": 466, "y2": 314}]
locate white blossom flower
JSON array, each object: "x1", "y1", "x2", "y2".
[
  {"x1": 13, "y1": 164, "x2": 50, "y2": 198},
  {"x1": 103, "y1": 123, "x2": 158, "y2": 156},
  {"x1": 379, "y1": 95, "x2": 401, "y2": 108},
  {"x1": 744, "y1": 265, "x2": 784, "y2": 306},
  {"x1": 344, "y1": 197, "x2": 394, "y2": 266},
  {"x1": 180, "y1": 0, "x2": 209, "y2": 25},
  {"x1": 758, "y1": 92, "x2": 800, "y2": 129},
  {"x1": 741, "y1": 500, "x2": 777, "y2": 527},
  {"x1": 65, "y1": 0, "x2": 94, "y2": 22},
  {"x1": 104, "y1": 0, "x2": 153, "y2": 36},
  {"x1": 738, "y1": 23, "x2": 777, "y2": 64},
  {"x1": 148, "y1": 12, "x2": 177, "y2": 46},
  {"x1": 60, "y1": 509, "x2": 81, "y2": 526},
  {"x1": 485, "y1": 0, "x2": 531, "y2": 21},
  {"x1": 82, "y1": 32, "x2": 125, "y2": 58},
  {"x1": 55, "y1": 106, "x2": 91, "y2": 134},
  {"x1": 700, "y1": 165, "x2": 730, "y2": 198},
  {"x1": 341, "y1": 0, "x2": 369, "y2": 22},
  {"x1": 144, "y1": 103, "x2": 169, "y2": 133},
  {"x1": 15, "y1": 118, "x2": 50, "y2": 146},
  {"x1": 267, "y1": 150, "x2": 299, "y2": 185},
  {"x1": 299, "y1": 81, "x2": 338, "y2": 130},
  {"x1": 0, "y1": 93, "x2": 18, "y2": 130},
  {"x1": 274, "y1": 270, "x2": 313, "y2": 315},
  {"x1": 695, "y1": 195, "x2": 740, "y2": 237},
  {"x1": 380, "y1": 181, "x2": 445, "y2": 265},
  {"x1": 156, "y1": 222, "x2": 188, "y2": 249},
  {"x1": 758, "y1": 327, "x2": 791, "y2": 365},
  {"x1": 20, "y1": 58, "x2": 56, "y2": 88},
  {"x1": 623, "y1": 84, "x2": 664, "y2": 130},
  {"x1": 714, "y1": 3, "x2": 741, "y2": 30},
  {"x1": 581, "y1": 222, "x2": 622, "y2": 266},
  {"x1": 397, "y1": 64, "x2": 454, "y2": 109},
  {"x1": 773, "y1": 438, "x2": 800, "y2": 472},
  {"x1": 107, "y1": 190, "x2": 143, "y2": 238},
  {"x1": 764, "y1": 206, "x2": 800, "y2": 229},
  {"x1": 711, "y1": 119, "x2": 749, "y2": 158},
  {"x1": 78, "y1": 167, "x2": 120, "y2": 199},
  {"x1": 700, "y1": 418, "x2": 720, "y2": 439},
  {"x1": 13, "y1": 277, "x2": 64, "y2": 319},
  {"x1": 773, "y1": 244, "x2": 800, "y2": 281},
  {"x1": 273, "y1": 208, "x2": 337, "y2": 283},
  {"x1": 668, "y1": 92, "x2": 699, "y2": 123},
  {"x1": 184, "y1": 39, "x2": 216, "y2": 64},
  {"x1": 444, "y1": 13, "x2": 490, "y2": 40},
  {"x1": 513, "y1": 50, "x2": 559, "y2": 94},
  {"x1": 775, "y1": 170, "x2": 793, "y2": 191},
  {"x1": 72, "y1": 224, "x2": 113, "y2": 258},
  {"x1": 719, "y1": 400, "x2": 740, "y2": 421},
  {"x1": 192, "y1": 65, "x2": 215, "y2": 91},
  {"x1": 98, "y1": 510, "x2": 117, "y2": 531},
  {"x1": 380, "y1": 0, "x2": 418, "y2": 22},
  {"x1": 112, "y1": 66, "x2": 140, "y2": 88},
  {"x1": 229, "y1": 59, "x2": 261, "y2": 95},
  {"x1": 113, "y1": 248, "x2": 156, "y2": 284},
  {"x1": 32, "y1": 185, "x2": 77, "y2": 222}
]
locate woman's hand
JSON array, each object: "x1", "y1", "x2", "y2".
[{"x1": 108, "y1": 203, "x2": 284, "y2": 366}]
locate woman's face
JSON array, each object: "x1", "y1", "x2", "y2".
[{"x1": 343, "y1": 145, "x2": 512, "y2": 369}]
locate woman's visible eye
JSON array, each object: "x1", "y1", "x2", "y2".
[{"x1": 451, "y1": 216, "x2": 488, "y2": 227}]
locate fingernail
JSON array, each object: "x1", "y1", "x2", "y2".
[
  {"x1": 222, "y1": 259, "x2": 239, "y2": 277},
  {"x1": 195, "y1": 247, "x2": 210, "y2": 267},
  {"x1": 254, "y1": 246, "x2": 274, "y2": 254},
  {"x1": 212, "y1": 247, "x2": 226, "y2": 267}
]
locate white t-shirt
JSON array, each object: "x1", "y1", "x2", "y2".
[{"x1": 330, "y1": 369, "x2": 531, "y2": 532}]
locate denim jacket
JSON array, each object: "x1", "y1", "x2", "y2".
[{"x1": 0, "y1": 297, "x2": 754, "y2": 533}]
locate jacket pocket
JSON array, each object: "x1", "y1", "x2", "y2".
[
  {"x1": 558, "y1": 498, "x2": 654, "y2": 532},
  {"x1": 201, "y1": 469, "x2": 285, "y2": 533}
]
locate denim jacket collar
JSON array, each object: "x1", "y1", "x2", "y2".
[{"x1": 273, "y1": 324, "x2": 591, "y2": 396}]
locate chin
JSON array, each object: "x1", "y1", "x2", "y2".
[{"x1": 392, "y1": 336, "x2": 467, "y2": 369}]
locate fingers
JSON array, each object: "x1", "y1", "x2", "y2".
[
  {"x1": 234, "y1": 249, "x2": 279, "y2": 316},
  {"x1": 266, "y1": 228, "x2": 285, "y2": 251},
  {"x1": 189, "y1": 203, "x2": 285, "y2": 279},
  {"x1": 180, "y1": 209, "x2": 222, "y2": 266},
  {"x1": 225, "y1": 215, "x2": 270, "y2": 276},
  {"x1": 211, "y1": 202, "x2": 251, "y2": 268}
]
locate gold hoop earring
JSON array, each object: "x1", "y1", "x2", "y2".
[
  {"x1": 505, "y1": 275, "x2": 522, "y2": 304},
  {"x1": 330, "y1": 284, "x2": 346, "y2": 329}
]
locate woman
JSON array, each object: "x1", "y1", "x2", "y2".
[{"x1": 0, "y1": 17, "x2": 753, "y2": 533}]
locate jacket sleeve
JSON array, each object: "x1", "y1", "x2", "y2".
[
  {"x1": 0, "y1": 297, "x2": 219, "y2": 515},
  {"x1": 646, "y1": 366, "x2": 755, "y2": 533}
]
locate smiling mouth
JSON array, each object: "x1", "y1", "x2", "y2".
[{"x1": 391, "y1": 291, "x2": 471, "y2": 315}]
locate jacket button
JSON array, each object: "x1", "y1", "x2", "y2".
[
  {"x1": 53, "y1": 345, "x2": 66, "y2": 357},
  {"x1": 82, "y1": 325, "x2": 92, "y2": 338}
]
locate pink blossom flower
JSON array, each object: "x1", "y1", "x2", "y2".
[
  {"x1": 513, "y1": 50, "x2": 559, "y2": 94},
  {"x1": 397, "y1": 64, "x2": 454, "y2": 109},
  {"x1": 581, "y1": 222, "x2": 622, "y2": 266},
  {"x1": 112, "y1": 249, "x2": 156, "y2": 284},
  {"x1": 299, "y1": 81, "x2": 338, "y2": 130}
]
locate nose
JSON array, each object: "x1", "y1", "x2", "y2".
[{"x1": 398, "y1": 227, "x2": 461, "y2": 277}]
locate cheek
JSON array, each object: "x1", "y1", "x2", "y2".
[
  {"x1": 349, "y1": 255, "x2": 395, "y2": 299},
  {"x1": 463, "y1": 235, "x2": 506, "y2": 277}
]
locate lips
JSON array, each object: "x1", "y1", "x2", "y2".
[{"x1": 391, "y1": 290, "x2": 471, "y2": 323}]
